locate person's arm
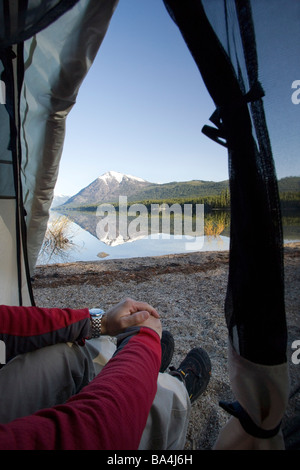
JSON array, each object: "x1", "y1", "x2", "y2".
[
  {"x1": 0, "y1": 298, "x2": 159, "y2": 362},
  {"x1": 0, "y1": 322, "x2": 161, "y2": 450},
  {"x1": 0, "y1": 304, "x2": 91, "y2": 362}
]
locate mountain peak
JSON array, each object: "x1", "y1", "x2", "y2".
[
  {"x1": 59, "y1": 170, "x2": 151, "y2": 207},
  {"x1": 98, "y1": 171, "x2": 146, "y2": 184}
]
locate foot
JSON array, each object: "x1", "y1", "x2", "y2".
[{"x1": 169, "y1": 347, "x2": 211, "y2": 403}]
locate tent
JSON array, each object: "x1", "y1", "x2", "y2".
[{"x1": 0, "y1": 0, "x2": 298, "y2": 450}]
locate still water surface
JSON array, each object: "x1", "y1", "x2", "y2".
[{"x1": 37, "y1": 210, "x2": 300, "y2": 265}]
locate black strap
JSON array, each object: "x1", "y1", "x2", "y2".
[
  {"x1": 202, "y1": 82, "x2": 265, "y2": 148},
  {"x1": 219, "y1": 400, "x2": 282, "y2": 439}
]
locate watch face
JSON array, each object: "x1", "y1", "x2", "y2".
[{"x1": 89, "y1": 308, "x2": 105, "y2": 316}]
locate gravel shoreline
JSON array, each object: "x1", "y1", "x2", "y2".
[{"x1": 32, "y1": 243, "x2": 300, "y2": 450}]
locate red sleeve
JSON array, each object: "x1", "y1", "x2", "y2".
[
  {"x1": 0, "y1": 305, "x2": 91, "y2": 362},
  {"x1": 0, "y1": 327, "x2": 161, "y2": 450}
]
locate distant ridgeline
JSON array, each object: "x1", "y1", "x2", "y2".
[
  {"x1": 56, "y1": 176, "x2": 300, "y2": 213},
  {"x1": 279, "y1": 177, "x2": 300, "y2": 210}
]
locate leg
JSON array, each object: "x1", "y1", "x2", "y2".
[
  {"x1": 0, "y1": 336, "x2": 202, "y2": 450},
  {"x1": 138, "y1": 346, "x2": 212, "y2": 450},
  {"x1": 0, "y1": 337, "x2": 114, "y2": 424},
  {"x1": 138, "y1": 372, "x2": 191, "y2": 450}
]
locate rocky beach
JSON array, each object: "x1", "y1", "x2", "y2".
[{"x1": 32, "y1": 243, "x2": 300, "y2": 450}]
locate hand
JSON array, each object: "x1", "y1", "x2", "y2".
[
  {"x1": 101, "y1": 297, "x2": 160, "y2": 337},
  {"x1": 137, "y1": 314, "x2": 162, "y2": 339}
]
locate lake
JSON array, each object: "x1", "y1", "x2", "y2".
[{"x1": 37, "y1": 209, "x2": 300, "y2": 265}]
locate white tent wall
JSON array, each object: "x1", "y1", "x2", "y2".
[
  {"x1": 20, "y1": 0, "x2": 119, "y2": 288},
  {"x1": 0, "y1": 199, "x2": 31, "y2": 305},
  {"x1": 0, "y1": 39, "x2": 33, "y2": 306}
]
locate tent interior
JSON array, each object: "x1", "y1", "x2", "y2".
[{"x1": 0, "y1": 0, "x2": 299, "y2": 450}]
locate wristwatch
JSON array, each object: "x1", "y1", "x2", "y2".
[{"x1": 89, "y1": 308, "x2": 105, "y2": 338}]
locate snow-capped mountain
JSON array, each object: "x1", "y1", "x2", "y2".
[
  {"x1": 58, "y1": 171, "x2": 152, "y2": 208},
  {"x1": 99, "y1": 170, "x2": 146, "y2": 184}
]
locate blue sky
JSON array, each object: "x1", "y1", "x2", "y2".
[
  {"x1": 54, "y1": 0, "x2": 228, "y2": 195},
  {"x1": 54, "y1": 0, "x2": 299, "y2": 196}
]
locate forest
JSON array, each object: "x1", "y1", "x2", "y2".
[{"x1": 64, "y1": 187, "x2": 300, "y2": 213}]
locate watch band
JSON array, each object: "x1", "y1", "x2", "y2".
[{"x1": 89, "y1": 308, "x2": 105, "y2": 338}]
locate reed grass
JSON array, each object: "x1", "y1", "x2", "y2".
[
  {"x1": 40, "y1": 216, "x2": 76, "y2": 262},
  {"x1": 204, "y1": 213, "x2": 227, "y2": 237}
]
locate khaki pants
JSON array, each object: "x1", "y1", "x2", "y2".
[{"x1": 0, "y1": 337, "x2": 190, "y2": 450}]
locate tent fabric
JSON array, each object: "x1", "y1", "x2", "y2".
[
  {"x1": 0, "y1": 41, "x2": 33, "y2": 306},
  {"x1": 163, "y1": 0, "x2": 290, "y2": 449},
  {"x1": 0, "y1": 199, "x2": 31, "y2": 305},
  {"x1": 0, "y1": 0, "x2": 297, "y2": 450},
  {"x1": 163, "y1": 0, "x2": 287, "y2": 362},
  {"x1": 214, "y1": 342, "x2": 289, "y2": 450},
  {"x1": 0, "y1": 0, "x2": 81, "y2": 49},
  {"x1": 0, "y1": 0, "x2": 119, "y2": 291},
  {"x1": 21, "y1": 0, "x2": 119, "y2": 276}
]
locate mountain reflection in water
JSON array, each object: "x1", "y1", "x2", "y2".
[{"x1": 37, "y1": 209, "x2": 300, "y2": 265}]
